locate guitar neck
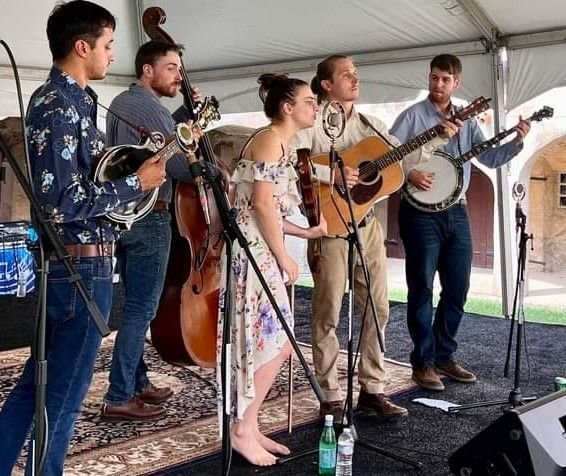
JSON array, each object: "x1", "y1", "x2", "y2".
[
  {"x1": 376, "y1": 123, "x2": 444, "y2": 171},
  {"x1": 453, "y1": 126, "x2": 517, "y2": 166}
]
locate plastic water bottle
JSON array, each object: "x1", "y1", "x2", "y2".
[
  {"x1": 318, "y1": 414, "x2": 336, "y2": 475},
  {"x1": 336, "y1": 428, "x2": 354, "y2": 476}
]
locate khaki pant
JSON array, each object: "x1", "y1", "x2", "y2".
[{"x1": 307, "y1": 217, "x2": 389, "y2": 401}]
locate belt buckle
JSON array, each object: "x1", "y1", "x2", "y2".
[{"x1": 103, "y1": 243, "x2": 114, "y2": 258}]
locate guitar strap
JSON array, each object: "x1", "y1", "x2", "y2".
[
  {"x1": 358, "y1": 112, "x2": 396, "y2": 148},
  {"x1": 97, "y1": 101, "x2": 153, "y2": 142}
]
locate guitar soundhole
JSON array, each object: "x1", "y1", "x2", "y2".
[
  {"x1": 347, "y1": 161, "x2": 382, "y2": 205},
  {"x1": 358, "y1": 161, "x2": 378, "y2": 183}
]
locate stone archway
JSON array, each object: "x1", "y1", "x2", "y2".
[{"x1": 527, "y1": 136, "x2": 566, "y2": 272}]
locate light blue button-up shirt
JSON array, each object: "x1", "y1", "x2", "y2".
[{"x1": 390, "y1": 97, "x2": 522, "y2": 196}]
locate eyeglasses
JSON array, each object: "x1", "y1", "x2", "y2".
[{"x1": 294, "y1": 98, "x2": 318, "y2": 109}]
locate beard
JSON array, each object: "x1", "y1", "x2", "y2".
[{"x1": 151, "y1": 79, "x2": 180, "y2": 98}]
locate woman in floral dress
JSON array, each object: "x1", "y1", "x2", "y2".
[{"x1": 217, "y1": 73, "x2": 327, "y2": 466}]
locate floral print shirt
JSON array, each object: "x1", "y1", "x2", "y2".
[{"x1": 26, "y1": 67, "x2": 142, "y2": 244}]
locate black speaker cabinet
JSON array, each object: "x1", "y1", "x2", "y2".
[{"x1": 449, "y1": 389, "x2": 566, "y2": 476}]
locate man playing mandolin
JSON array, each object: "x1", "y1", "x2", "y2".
[
  {"x1": 390, "y1": 54, "x2": 531, "y2": 392},
  {"x1": 0, "y1": 2, "x2": 166, "y2": 473},
  {"x1": 291, "y1": 55, "x2": 459, "y2": 421}
]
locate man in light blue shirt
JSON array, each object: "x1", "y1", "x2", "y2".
[{"x1": 390, "y1": 54, "x2": 530, "y2": 391}]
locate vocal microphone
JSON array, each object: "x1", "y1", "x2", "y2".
[
  {"x1": 322, "y1": 101, "x2": 346, "y2": 191},
  {"x1": 512, "y1": 182, "x2": 525, "y2": 202},
  {"x1": 326, "y1": 112, "x2": 342, "y2": 128},
  {"x1": 512, "y1": 182, "x2": 526, "y2": 228}
]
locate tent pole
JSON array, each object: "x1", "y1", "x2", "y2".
[{"x1": 491, "y1": 42, "x2": 515, "y2": 318}]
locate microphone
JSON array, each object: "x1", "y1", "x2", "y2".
[
  {"x1": 327, "y1": 112, "x2": 342, "y2": 128},
  {"x1": 321, "y1": 101, "x2": 346, "y2": 191},
  {"x1": 512, "y1": 182, "x2": 526, "y2": 229},
  {"x1": 512, "y1": 182, "x2": 525, "y2": 202}
]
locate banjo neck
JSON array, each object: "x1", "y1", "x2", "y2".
[
  {"x1": 365, "y1": 96, "x2": 490, "y2": 178},
  {"x1": 453, "y1": 126, "x2": 518, "y2": 167},
  {"x1": 453, "y1": 106, "x2": 554, "y2": 166}
]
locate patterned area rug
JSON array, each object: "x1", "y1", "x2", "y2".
[{"x1": 1, "y1": 334, "x2": 415, "y2": 475}]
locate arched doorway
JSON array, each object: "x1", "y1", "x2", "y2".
[
  {"x1": 527, "y1": 136, "x2": 566, "y2": 272},
  {"x1": 386, "y1": 164, "x2": 495, "y2": 268}
]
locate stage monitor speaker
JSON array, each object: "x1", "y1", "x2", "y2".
[{"x1": 449, "y1": 389, "x2": 566, "y2": 476}]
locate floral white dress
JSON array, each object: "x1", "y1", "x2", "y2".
[{"x1": 216, "y1": 132, "x2": 302, "y2": 422}]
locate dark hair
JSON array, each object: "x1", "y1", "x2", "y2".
[
  {"x1": 47, "y1": 0, "x2": 116, "y2": 61},
  {"x1": 310, "y1": 55, "x2": 348, "y2": 103},
  {"x1": 257, "y1": 73, "x2": 308, "y2": 120},
  {"x1": 430, "y1": 54, "x2": 462, "y2": 76},
  {"x1": 135, "y1": 41, "x2": 184, "y2": 79}
]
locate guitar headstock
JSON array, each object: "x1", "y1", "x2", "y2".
[
  {"x1": 529, "y1": 106, "x2": 554, "y2": 122},
  {"x1": 194, "y1": 96, "x2": 221, "y2": 130},
  {"x1": 452, "y1": 96, "x2": 491, "y2": 122}
]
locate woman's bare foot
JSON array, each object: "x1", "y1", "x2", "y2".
[
  {"x1": 231, "y1": 423, "x2": 278, "y2": 466},
  {"x1": 253, "y1": 427, "x2": 291, "y2": 455}
]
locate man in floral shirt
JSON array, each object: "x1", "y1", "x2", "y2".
[{"x1": 0, "y1": 2, "x2": 165, "y2": 474}]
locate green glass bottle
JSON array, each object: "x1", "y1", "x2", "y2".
[{"x1": 319, "y1": 414, "x2": 337, "y2": 475}]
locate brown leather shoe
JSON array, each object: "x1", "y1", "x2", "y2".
[
  {"x1": 436, "y1": 362, "x2": 477, "y2": 383},
  {"x1": 101, "y1": 396, "x2": 165, "y2": 421},
  {"x1": 319, "y1": 400, "x2": 345, "y2": 424},
  {"x1": 136, "y1": 383, "x2": 174, "y2": 404},
  {"x1": 356, "y1": 390, "x2": 408, "y2": 417},
  {"x1": 412, "y1": 366, "x2": 445, "y2": 391}
]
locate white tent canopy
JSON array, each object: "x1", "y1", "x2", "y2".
[
  {"x1": 1, "y1": 0, "x2": 566, "y2": 114},
  {"x1": 1, "y1": 0, "x2": 565, "y2": 314}
]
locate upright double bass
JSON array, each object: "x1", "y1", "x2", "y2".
[{"x1": 144, "y1": 7, "x2": 226, "y2": 368}]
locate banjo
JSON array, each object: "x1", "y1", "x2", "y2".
[
  {"x1": 402, "y1": 106, "x2": 553, "y2": 213},
  {"x1": 94, "y1": 97, "x2": 220, "y2": 228}
]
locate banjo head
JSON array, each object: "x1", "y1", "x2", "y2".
[{"x1": 404, "y1": 150, "x2": 463, "y2": 211}]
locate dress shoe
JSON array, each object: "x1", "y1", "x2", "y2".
[
  {"x1": 436, "y1": 361, "x2": 477, "y2": 383},
  {"x1": 136, "y1": 383, "x2": 174, "y2": 404},
  {"x1": 101, "y1": 396, "x2": 165, "y2": 421},
  {"x1": 319, "y1": 400, "x2": 345, "y2": 424},
  {"x1": 356, "y1": 390, "x2": 408, "y2": 417},
  {"x1": 412, "y1": 366, "x2": 445, "y2": 391}
]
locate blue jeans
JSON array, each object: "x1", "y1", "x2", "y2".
[
  {"x1": 398, "y1": 200, "x2": 472, "y2": 369},
  {"x1": 104, "y1": 211, "x2": 171, "y2": 405},
  {"x1": 0, "y1": 256, "x2": 113, "y2": 476}
]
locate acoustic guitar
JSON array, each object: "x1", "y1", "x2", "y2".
[{"x1": 301, "y1": 97, "x2": 490, "y2": 236}]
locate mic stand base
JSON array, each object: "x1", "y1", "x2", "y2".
[
  {"x1": 449, "y1": 392, "x2": 537, "y2": 413},
  {"x1": 448, "y1": 225, "x2": 537, "y2": 415}
]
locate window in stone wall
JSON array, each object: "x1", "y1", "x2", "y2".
[{"x1": 560, "y1": 173, "x2": 566, "y2": 208}]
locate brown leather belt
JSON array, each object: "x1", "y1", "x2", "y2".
[
  {"x1": 152, "y1": 200, "x2": 169, "y2": 212},
  {"x1": 50, "y1": 243, "x2": 114, "y2": 260}
]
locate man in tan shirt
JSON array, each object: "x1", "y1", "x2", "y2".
[{"x1": 291, "y1": 55, "x2": 456, "y2": 421}]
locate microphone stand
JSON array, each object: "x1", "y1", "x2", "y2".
[
  {"x1": 0, "y1": 39, "x2": 110, "y2": 476},
  {"x1": 0, "y1": 131, "x2": 111, "y2": 475},
  {"x1": 448, "y1": 196, "x2": 537, "y2": 412},
  {"x1": 190, "y1": 163, "x2": 326, "y2": 475},
  {"x1": 333, "y1": 153, "x2": 421, "y2": 469}
]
